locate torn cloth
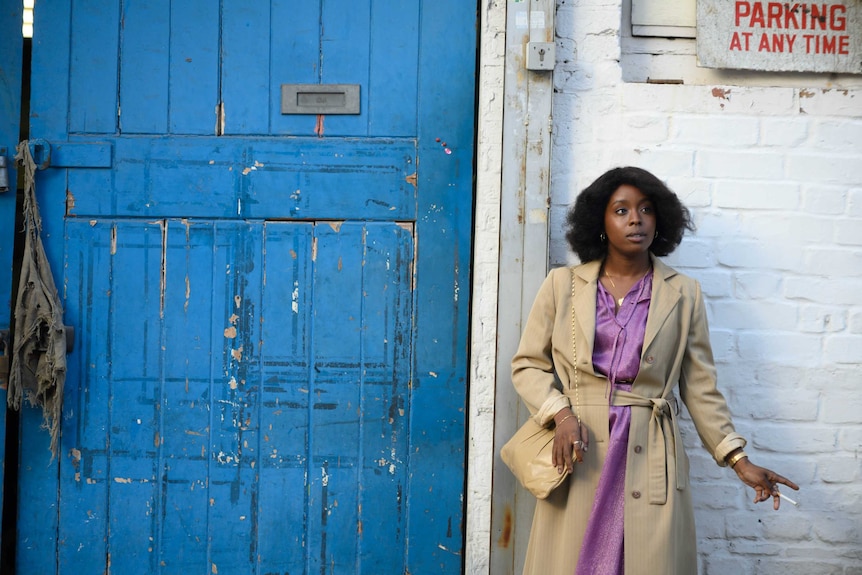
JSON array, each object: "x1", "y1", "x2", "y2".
[{"x1": 9, "y1": 141, "x2": 66, "y2": 458}]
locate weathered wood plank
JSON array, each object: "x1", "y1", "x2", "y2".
[
  {"x1": 159, "y1": 221, "x2": 215, "y2": 569},
  {"x1": 69, "y1": 0, "x2": 120, "y2": 133},
  {"x1": 206, "y1": 222, "x2": 262, "y2": 575},
  {"x1": 256, "y1": 221, "x2": 314, "y2": 573},
  {"x1": 56, "y1": 221, "x2": 113, "y2": 571},
  {"x1": 169, "y1": 4, "x2": 219, "y2": 135},
  {"x1": 408, "y1": 0, "x2": 477, "y2": 571},
  {"x1": 120, "y1": 0, "x2": 170, "y2": 134},
  {"x1": 369, "y1": 0, "x2": 420, "y2": 137},
  {"x1": 222, "y1": 0, "x2": 272, "y2": 135},
  {"x1": 271, "y1": 0, "x2": 322, "y2": 136}
]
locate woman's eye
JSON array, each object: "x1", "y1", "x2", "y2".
[
  {"x1": 641, "y1": 206, "x2": 654, "y2": 214},
  {"x1": 615, "y1": 208, "x2": 627, "y2": 215}
]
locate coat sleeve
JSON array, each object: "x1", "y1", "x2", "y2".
[
  {"x1": 511, "y1": 270, "x2": 571, "y2": 427},
  {"x1": 678, "y1": 280, "x2": 746, "y2": 466}
]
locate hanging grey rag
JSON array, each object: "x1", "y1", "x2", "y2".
[{"x1": 9, "y1": 141, "x2": 66, "y2": 458}]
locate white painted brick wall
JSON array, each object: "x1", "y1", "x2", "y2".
[
  {"x1": 548, "y1": 1, "x2": 862, "y2": 573},
  {"x1": 466, "y1": 1, "x2": 506, "y2": 573}
]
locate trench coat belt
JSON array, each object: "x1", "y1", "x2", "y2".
[{"x1": 611, "y1": 389, "x2": 687, "y2": 505}]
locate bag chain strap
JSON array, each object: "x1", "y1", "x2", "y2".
[{"x1": 571, "y1": 268, "x2": 580, "y2": 425}]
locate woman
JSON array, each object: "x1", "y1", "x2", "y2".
[{"x1": 511, "y1": 167, "x2": 798, "y2": 575}]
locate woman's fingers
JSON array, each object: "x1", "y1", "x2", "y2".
[
  {"x1": 772, "y1": 473, "x2": 800, "y2": 491},
  {"x1": 553, "y1": 419, "x2": 589, "y2": 473},
  {"x1": 554, "y1": 441, "x2": 574, "y2": 474},
  {"x1": 742, "y1": 464, "x2": 799, "y2": 510},
  {"x1": 553, "y1": 431, "x2": 574, "y2": 474},
  {"x1": 570, "y1": 421, "x2": 589, "y2": 463},
  {"x1": 579, "y1": 421, "x2": 590, "y2": 452}
]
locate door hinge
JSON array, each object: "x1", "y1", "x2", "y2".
[
  {"x1": 0, "y1": 150, "x2": 9, "y2": 192},
  {"x1": 216, "y1": 101, "x2": 225, "y2": 136}
]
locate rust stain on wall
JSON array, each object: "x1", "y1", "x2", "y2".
[
  {"x1": 497, "y1": 505, "x2": 513, "y2": 548},
  {"x1": 711, "y1": 87, "x2": 731, "y2": 100}
]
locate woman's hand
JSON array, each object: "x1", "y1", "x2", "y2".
[
  {"x1": 732, "y1": 456, "x2": 799, "y2": 510},
  {"x1": 552, "y1": 409, "x2": 589, "y2": 475}
]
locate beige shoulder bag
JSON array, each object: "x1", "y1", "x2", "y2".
[{"x1": 501, "y1": 268, "x2": 580, "y2": 499}]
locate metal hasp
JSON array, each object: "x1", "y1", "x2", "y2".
[
  {"x1": 0, "y1": 153, "x2": 8, "y2": 192},
  {"x1": 281, "y1": 84, "x2": 360, "y2": 115},
  {"x1": 28, "y1": 138, "x2": 52, "y2": 170}
]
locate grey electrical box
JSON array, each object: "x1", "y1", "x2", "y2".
[
  {"x1": 281, "y1": 84, "x2": 361, "y2": 115},
  {"x1": 526, "y1": 42, "x2": 555, "y2": 71}
]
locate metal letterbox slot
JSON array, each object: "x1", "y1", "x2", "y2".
[{"x1": 281, "y1": 84, "x2": 360, "y2": 115}]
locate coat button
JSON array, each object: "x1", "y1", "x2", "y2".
[
  {"x1": 632, "y1": 491, "x2": 641, "y2": 499},
  {"x1": 645, "y1": 355, "x2": 655, "y2": 364},
  {"x1": 634, "y1": 445, "x2": 642, "y2": 453}
]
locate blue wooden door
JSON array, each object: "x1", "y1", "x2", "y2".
[{"x1": 17, "y1": 2, "x2": 476, "y2": 574}]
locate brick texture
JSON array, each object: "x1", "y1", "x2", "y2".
[{"x1": 546, "y1": 1, "x2": 862, "y2": 572}]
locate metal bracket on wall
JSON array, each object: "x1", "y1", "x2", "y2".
[
  {"x1": 524, "y1": 0, "x2": 556, "y2": 71},
  {"x1": 0, "y1": 329, "x2": 9, "y2": 387},
  {"x1": 0, "y1": 153, "x2": 9, "y2": 193},
  {"x1": 0, "y1": 142, "x2": 10, "y2": 193}
]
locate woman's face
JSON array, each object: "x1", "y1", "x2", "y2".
[{"x1": 603, "y1": 184, "x2": 656, "y2": 259}]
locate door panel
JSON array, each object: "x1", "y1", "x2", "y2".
[
  {"x1": 20, "y1": 1, "x2": 476, "y2": 573},
  {"x1": 64, "y1": 137, "x2": 416, "y2": 219},
  {"x1": 57, "y1": 219, "x2": 414, "y2": 573}
]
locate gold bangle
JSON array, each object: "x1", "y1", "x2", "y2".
[
  {"x1": 727, "y1": 451, "x2": 748, "y2": 468},
  {"x1": 556, "y1": 414, "x2": 574, "y2": 427}
]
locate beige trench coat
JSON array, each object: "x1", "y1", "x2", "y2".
[{"x1": 512, "y1": 256, "x2": 746, "y2": 575}]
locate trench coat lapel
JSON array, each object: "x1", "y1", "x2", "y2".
[
  {"x1": 571, "y1": 260, "x2": 601, "y2": 368},
  {"x1": 643, "y1": 255, "x2": 681, "y2": 355},
  {"x1": 572, "y1": 256, "x2": 681, "y2": 369}
]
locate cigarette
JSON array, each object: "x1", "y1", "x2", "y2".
[{"x1": 777, "y1": 491, "x2": 798, "y2": 506}]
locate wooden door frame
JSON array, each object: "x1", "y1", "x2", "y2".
[
  {"x1": 467, "y1": 1, "x2": 555, "y2": 574},
  {"x1": 0, "y1": 0, "x2": 24, "y2": 567}
]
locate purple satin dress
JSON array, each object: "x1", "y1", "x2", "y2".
[{"x1": 575, "y1": 271, "x2": 653, "y2": 575}]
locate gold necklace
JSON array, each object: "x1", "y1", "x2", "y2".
[{"x1": 604, "y1": 271, "x2": 625, "y2": 307}]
